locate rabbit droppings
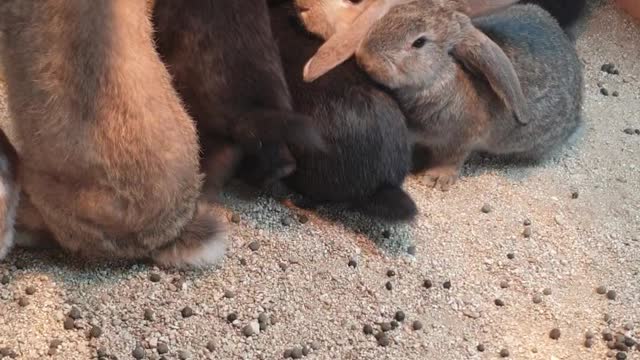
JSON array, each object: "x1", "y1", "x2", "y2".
[
  {"x1": 0, "y1": 129, "x2": 19, "y2": 260},
  {"x1": 152, "y1": 0, "x2": 325, "y2": 190},
  {"x1": 269, "y1": 4, "x2": 417, "y2": 221},
  {"x1": 0, "y1": 0, "x2": 227, "y2": 267},
  {"x1": 351, "y1": 1, "x2": 584, "y2": 190}
]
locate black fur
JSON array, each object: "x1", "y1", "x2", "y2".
[
  {"x1": 152, "y1": 0, "x2": 324, "y2": 188},
  {"x1": 270, "y1": 4, "x2": 416, "y2": 221},
  {"x1": 519, "y1": 0, "x2": 587, "y2": 27}
]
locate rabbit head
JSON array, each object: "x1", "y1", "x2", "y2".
[
  {"x1": 355, "y1": 0, "x2": 529, "y2": 124},
  {"x1": 302, "y1": 0, "x2": 520, "y2": 82}
]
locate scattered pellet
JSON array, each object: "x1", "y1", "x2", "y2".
[
  {"x1": 385, "y1": 281, "x2": 393, "y2": 291},
  {"x1": 494, "y1": 299, "x2": 505, "y2": 307},
  {"x1": 387, "y1": 270, "x2": 396, "y2": 277},
  {"x1": 348, "y1": 259, "x2": 358, "y2": 268},
  {"x1": 481, "y1": 204, "x2": 493, "y2": 213},
  {"x1": 412, "y1": 321, "x2": 423, "y2": 331},
  {"x1": 500, "y1": 349, "x2": 510, "y2": 357},
  {"x1": 144, "y1": 309, "x2": 155, "y2": 321},
  {"x1": 549, "y1": 328, "x2": 561, "y2": 340},
  {"x1": 375, "y1": 332, "x2": 390, "y2": 347},
  {"x1": 423, "y1": 280, "x2": 433, "y2": 289},
  {"x1": 25, "y1": 286, "x2": 36, "y2": 295},
  {"x1": 231, "y1": 213, "x2": 241, "y2": 223},
  {"x1": 149, "y1": 273, "x2": 161, "y2": 282},
  {"x1": 226, "y1": 313, "x2": 238, "y2": 323},
  {"x1": 248, "y1": 241, "x2": 260, "y2": 252},
  {"x1": 224, "y1": 290, "x2": 236, "y2": 299},
  {"x1": 380, "y1": 322, "x2": 392, "y2": 332},
  {"x1": 596, "y1": 286, "x2": 608, "y2": 295},
  {"x1": 394, "y1": 311, "x2": 405, "y2": 322},
  {"x1": 443, "y1": 281, "x2": 451, "y2": 289},
  {"x1": 477, "y1": 344, "x2": 485, "y2": 352},
  {"x1": 63, "y1": 317, "x2": 75, "y2": 330},
  {"x1": 132, "y1": 346, "x2": 145, "y2": 359},
  {"x1": 523, "y1": 227, "x2": 532, "y2": 238},
  {"x1": 18, "y1": 297, "x2": 29, "y2": 307},
  {"x1": 181, "y1": 306, "x2": 194, "y2": 318},
  {"x1": 500, "y1": 281, "x2": 509, "y2": 289},
  {"x1": 206, "y1": 341, "x2": 216, "y2": 352},
  {"x1": 89, "y1": 326, "x2": 103, "y2": 338},
  {"x1": 291, "y1": 347, "x2": 303, "y2": 359},
  {"x1": 543, "y1": 288, "x2": 552, "y2": 296},
  {"x1": 606, "y1": 290, "x2": 617, "y2": 300},
  {"x1": 363, "y1": 324, "x2": 374, "y2": 335}
]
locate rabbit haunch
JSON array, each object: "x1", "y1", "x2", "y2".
[{"x1": 0, "y1": 0, "x2": 226, "y2": 267}]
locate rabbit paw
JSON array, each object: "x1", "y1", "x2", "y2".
[{"x1": 423, "y1": 167, "x2": 459, "y2": 191}]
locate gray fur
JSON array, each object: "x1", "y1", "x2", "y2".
[{"x1": 356, "y1": 2, "x2": 584, "y2": 190}]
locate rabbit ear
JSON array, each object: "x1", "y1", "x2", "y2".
[
  {"x1": 450, "y1": 23, "x2": 529, "y2": 125},
  {"x1": 302, "y1": 0, "x2": 411, "y2": 82},
  {"x1": 465, "y1": 0, "x2": 519, "y2": 17}
]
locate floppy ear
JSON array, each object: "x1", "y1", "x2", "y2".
[
  {"x1": 465, "y1": 0, "x2": 519, "y2": 17},
  {"x1": 450, "y1": 21, "x2": 529, "y2": 125},
  {"x1": 302, "y1": 0, "x2": 412, "y2": 82}
]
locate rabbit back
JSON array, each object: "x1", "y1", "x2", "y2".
[{"x1": 474, "y1": 4, "x2": 583, "y2": 159}]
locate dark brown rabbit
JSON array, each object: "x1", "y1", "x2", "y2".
[
  {"x1": 152, "y1": 0, "x2": 325, "y2": 189},
  {"x1": 0, "y1": 0, "x2": 226, "y2": 267},
  {"x1": 0, "y1": 129, "x2": 19, "y2": 260},
  {"x1": 349, "y1": 0, "x2": 584, "y2": 189}
]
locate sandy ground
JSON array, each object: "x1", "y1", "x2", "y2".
[{"x1": 0, "y1": 1, "x2": 639, "y2": 360}]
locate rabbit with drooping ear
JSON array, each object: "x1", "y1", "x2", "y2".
[
  {"x1": 296, "y1": 0, "x2": 586, "y2": 81},
  {"x1": 0, "y1": 129, "x2": 19, "y2": 260},
  {"x1": 341, "y1": 0, "x2": 582, "y2": 190},
  {"x1": 269, "y1": 3, "x2": 417, "y2": 221},
  {"x1": 152, "y1": 0, "x2": 325, "y2": 189},
  {"x1": 0, "y1": 0, "x2": 227, "y2": 267}
]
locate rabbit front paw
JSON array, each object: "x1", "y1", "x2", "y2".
[{"x1": 423, "y1": 166, "x2": 459, "y2": 191}]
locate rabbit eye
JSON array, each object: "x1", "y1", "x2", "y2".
[
  {"x1": 412, "y1": 36, "x2": 428, "y2": 49},
  {"x1": 347, "y1": 0, "x2": 363, "y2": 3}
]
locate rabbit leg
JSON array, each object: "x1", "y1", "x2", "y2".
[
  {"x1": 420, "y1": 145, "x2": 470, "y2": 191},
  {"x1": 236, "y1": 143, "x2": 296, "y2": 188},
  {"x1": 13, "y1": 193, "x2": 58, "y2": 250}
]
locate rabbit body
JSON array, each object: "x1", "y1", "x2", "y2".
[
  {"x1": 0, "y1": 0, "x2": 226, "y2": 267},
  {"x1": 270, "y1": 5, "x2": 416, "y2": 221},
  {"x1": 153, "y1": 0, "x2": 324, "y2": 188},
  {"x1": 357, "y1": 2, "x2": 583, "y2": 188}
]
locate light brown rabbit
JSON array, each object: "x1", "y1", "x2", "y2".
[
  {"x1": 0, "y1": 129, "x2": 19, "y2": 260},
  {"x1": 0, "y1": 0, "x2": 227, "y2": 267},
  {"x1": 309, "y1": 0, "x2": 583, "y2": 190}
]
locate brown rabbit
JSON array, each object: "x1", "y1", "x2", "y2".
[
  {"x1": 0, "y1": 129, "x2": 19, "y2": 260},
  {"x1": 0, "y1": 0, "x2": 227, "y2": 267},
  {"x1": 318, "y1": 0, "x2": 583, "y2": 190}
]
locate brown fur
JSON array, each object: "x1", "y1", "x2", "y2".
[{"x1": 0, "y1": 0, "x2": 226, "y2": 267}]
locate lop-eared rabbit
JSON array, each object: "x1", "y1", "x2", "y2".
[
  {"x1": 301, "y1": 0, "x2": 583, "y2": 190},
  {"x1": 0, "y1": 0, "x2": 226, "y2": 267},
  {"x1": 269, "y1": 3, "x2": 417, "y2": 221},
  {"x1": 292, "y1": 0, "x2": 585, "y2": 48},
  {"x1": 152, "y1": 0, "x2": 325, "y2": 189}
]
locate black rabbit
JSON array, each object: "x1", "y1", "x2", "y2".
[{"x1": 269, "y1": 4, "x2": 417, "y2": 221}]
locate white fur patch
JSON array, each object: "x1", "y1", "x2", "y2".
[{"x1": 182, "y1": 232, "x2": 227, "y2": 268}]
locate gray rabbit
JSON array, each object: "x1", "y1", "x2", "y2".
[
  {"x1": 307, "y1": 0, "x2": 584, "y2": 190},
  {"x1": 269, "y1": 3, "x2": 417, "y2": 221}
]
